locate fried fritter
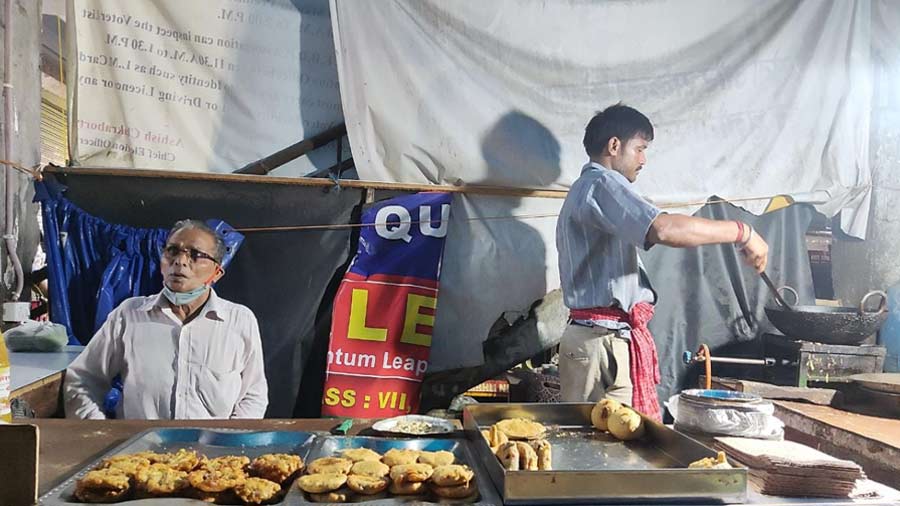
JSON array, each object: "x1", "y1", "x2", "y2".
[
  {"x1": 307, "y1": 456, "x2": 353, "y2": 475},
  {"x1": 205, "y1": 455, "x2": 250, "y2": 472},
  {"x1": 607, "y1": 406, "x2": 645, "y2": 441},
  {"x1": 248, "y1": 453, "x2": 304, "y2": 484},
  {"x1": 338, "y1": 447, "x2": 382, "y2": 462},
  {"x1": 382, "y1": 448, "x2": 420, "y2": 466},
  {"x1": 496, "y1": 442, "x2": 519, "y2": 471},
  {"x1": 688, "y1": 451, "x2": 732, "y2": 469},
  {"x1": 162, "y1": 448, "x2": 203, "y2": 472},
  {"x1": 349, "y1": 459, "x2": 389, "y2": 478},
  {"x1": 389, "y1": 463, "x2": 433, "y2": 483},
  {"x1": 98, "y1": 454, "x2": 151, "y2": 478},
  {"x1": 185, "y1": 487, "x2": 240, "y2": 504},
  {"x1": 494, "y1": 418, "x2": 546, "y2": 440},
  {"x1": 346, "y1": 474, "x2": 390, "y2": 495},
  {"x1": 308, "y1": 486, "x2": 353, "y2": 503},
  {"x1": 529, "y1": 439, "x2": 552, "y2": 470},
  {"x1": 296, "y1": 472, "x2": 347, "y2": 493},
  {"x1": 74, "y1": 469, "x2": 131, "y2": 503},
  {"x1": 387, "y1": 479, "x2": 426, "y2": 495},
  {"x1": 430, "y1": 464, "x2": 474, "y2": 487},
  {"x1": 130, "y1": 451, "x2": 170, "y2": 464},
  {"x1": 234, "y1": 477, "x2": 283, "y2": 505},
  {"x1": 134, "y1": 463, "x2": 190, "y2": 497},
  {"x1": 516, "y1": 441, "x2": 539, "y2": 471},
  {"x1": 431, "y1": 480, "x2": 478, "y2": 499},
  {"x1": 188, "y1": 466, "x2": 247, "y2": 492},
  {"x1": 417, "y1": 450, "x2": 455, "y2": 467},
  {"x1": 486, "y1": 425, "x2": 509, "y2": 448}
]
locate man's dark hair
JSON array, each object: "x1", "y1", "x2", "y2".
[
  {"x1": 583, "y1": 103, "x2": 654, "y2": 157},
  {"x1": 167, "y1": 219, "x2": 226, "y2": 263}
]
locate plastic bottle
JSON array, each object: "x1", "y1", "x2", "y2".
[{"x1": 0, "y1": 332, "x2": 11, "y2": 422}]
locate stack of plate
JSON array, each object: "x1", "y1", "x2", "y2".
[{"x1": 715, "y1": 437, "x2": 864, "y2": 498}]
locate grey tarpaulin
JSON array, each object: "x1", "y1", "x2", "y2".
[
  {"x1": 49, "y1": 172, "x2": 362, "y2": 418},
  {"x1": 421, "y1": 201, "x2": 816, "y2": 411},
  {"x1": 643, "y1": 200, "x2": 817, "y2": 403}
]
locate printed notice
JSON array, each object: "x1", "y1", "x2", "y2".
[{"x1": 70, "y1": 0, "x2": 344, "y2": 175}]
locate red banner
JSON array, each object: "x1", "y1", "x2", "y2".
[{"x1": 321, "y1": 192, "x2": 451, "y2": 417}]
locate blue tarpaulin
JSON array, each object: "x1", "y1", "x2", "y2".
[
  {"x1": 34, "y1": 177, "x2": 243, "y2": 345},
  {"x1": 35, "y1": 178, "x2": 168, "y2": 345}
]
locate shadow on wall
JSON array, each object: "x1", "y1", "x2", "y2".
[{"x1": 421, "y1": 110, "x2": 564, "y2": 411}]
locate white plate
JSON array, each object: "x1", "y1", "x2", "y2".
[{"x1": 371, "y1": 415, "x2": 456, "y2": 436}]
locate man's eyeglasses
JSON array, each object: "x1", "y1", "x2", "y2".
[{"x1": 160, "y1": 245, "x2": 219, "y2": 264}]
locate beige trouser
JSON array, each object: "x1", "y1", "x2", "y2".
[{"x1": 559, "y1": 323, "x2": 632, "y2": 404}]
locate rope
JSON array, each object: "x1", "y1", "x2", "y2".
[
  {"x1": 56, "y1": 17, "x2": 65, "y2": 85},
  {"x1": 234, "y1": 194, "x2": 788, "y2": 233},
  {"x1": 235, "y1": 213, "x2": 560, "y2": 233},
  {"x1": 0, "y1": 158, "x2": 42, "y2": 179}
]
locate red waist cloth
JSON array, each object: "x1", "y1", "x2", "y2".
[{"x1": 569, "y1": 302, "x2": 661, "y2": 421}]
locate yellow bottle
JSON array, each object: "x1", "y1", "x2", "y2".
[{"x1": 0, "y1": 332, "x2": 10, "y2": 422}]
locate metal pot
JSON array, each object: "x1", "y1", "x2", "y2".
[{"x1": 764, "y1": 287, "x2": 888, "y2": 345}]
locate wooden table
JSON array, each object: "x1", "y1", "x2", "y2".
[{"x1": 10, "y1": 346, "x2": 84, "y2": 417}]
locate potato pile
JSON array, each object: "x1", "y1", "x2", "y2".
[
  {"x1": 590, "y1": 398, "x2": 646, "y2": 440},
  {"x1": 295, "y1": 447, "x2": 478, "y2": 503},
  {"x1": 480, "y1": 418, "x2": 552, "y2": 471},
  {"x1": 73, "y1": 449, "x2": 304, "y2": 504}
]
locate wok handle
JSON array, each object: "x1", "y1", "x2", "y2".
[
  {"x1": 776, "y1": 285, "x2": 799, "y2": 307},
  {"x1": 859, "y1": 290, "x2": 888, "y2": 315}
]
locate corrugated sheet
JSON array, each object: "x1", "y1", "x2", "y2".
[{"x1": 40, "y1": 89, "x2": 67, "y2": 165}]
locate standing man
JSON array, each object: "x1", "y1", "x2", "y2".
[
  {"x1": 556, "y1": 103, "x2": 768, "y2": 420},
  {"x1": 65, "y1": 219, "x2": 268, "y2": 419}
]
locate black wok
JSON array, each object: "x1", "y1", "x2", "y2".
[{"x1": 764, "y1": 286, "x2": 888, "y2": 345}]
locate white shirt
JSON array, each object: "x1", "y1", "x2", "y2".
[{"x1": 64, "y1": 289, "x2": 268, "y2": 419}]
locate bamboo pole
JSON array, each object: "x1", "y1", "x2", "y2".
[
  {"x1": 233, "y1": 123, "x2": 347, "y2": 175},
  {"x1": 44, "y1": 165, "x2": 798, "y2": 208}
]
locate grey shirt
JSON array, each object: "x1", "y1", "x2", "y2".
[{"x1": 557, "y1": 162, "x2": 661, "y2": 326}]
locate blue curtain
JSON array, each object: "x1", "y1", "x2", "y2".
[{"x1": 34, "y1": 178, "x2": 168, "y2": 345}]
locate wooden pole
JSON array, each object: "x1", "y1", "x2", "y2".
[{"x1": 233, "y1": 123, "x2": 347, "y2": 175}]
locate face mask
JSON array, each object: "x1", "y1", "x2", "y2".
[
  {"x1": 161, "y1": 284, "x2": 208, "y2": 306},
  {"x1": 161, "y1": 266, "x2": 222, "y2": 306}
]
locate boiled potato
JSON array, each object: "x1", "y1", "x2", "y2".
[
  {"x1": 607, "y1": 406, "x2": 645, "y2": 441},
  {"x1": 590, "y1": 398, "x2": 623, "y2": 432}
]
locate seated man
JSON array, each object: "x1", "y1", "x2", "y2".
[{"x1": 64, "y1": 219, "x2": 268, "y2": 419}]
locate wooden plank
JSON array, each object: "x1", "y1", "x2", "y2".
[
  {"x1": 711, "y1": 377, "x2": 841, "y2": 406},
  {"x1": 774, "y1": 400, "x2": 900, "y2": 489},
  {"x1": 46, "y1": 166, "x2": 571, "y2": 199},
  {"x1": 10, "y1": 372, "x2": 64, "y2": 418},
  {"x1": 0, "y1": 423, "x2": 38, "y2": 505}
]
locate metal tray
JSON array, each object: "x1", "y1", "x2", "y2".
[
  {"x1": 39, "y1": 429, "x2": 502, "y2": 505},
  {"x1": 300, "y1": 435, "x2": 502, "y2": 505},
  {"x1": 464, "y1": 403, "x2": 748, "y2": 504},
  {"x1": 40, "y1": 428, "x2": 316, "y2": 505}
]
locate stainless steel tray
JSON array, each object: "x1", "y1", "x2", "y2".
[
  {"x1": 464, "y1": 403, "x2": 748, "y2": 504},
  {"x1": 301, "y1": 435, "x2": 502, "y2": 505},
  {"x1": 39, "y1": 429, "x2": 502, "y2": 505},
  {"x1": 40, "y1": 428, "x2": 316, "y2": 505}
]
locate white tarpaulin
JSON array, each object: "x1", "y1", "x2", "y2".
[
  {"x1": 68, "y1": 0, "x2": 345, "y2": 175},
  {"x1": 331, "y1": 0, "x2": 874, "y2": 370}
]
